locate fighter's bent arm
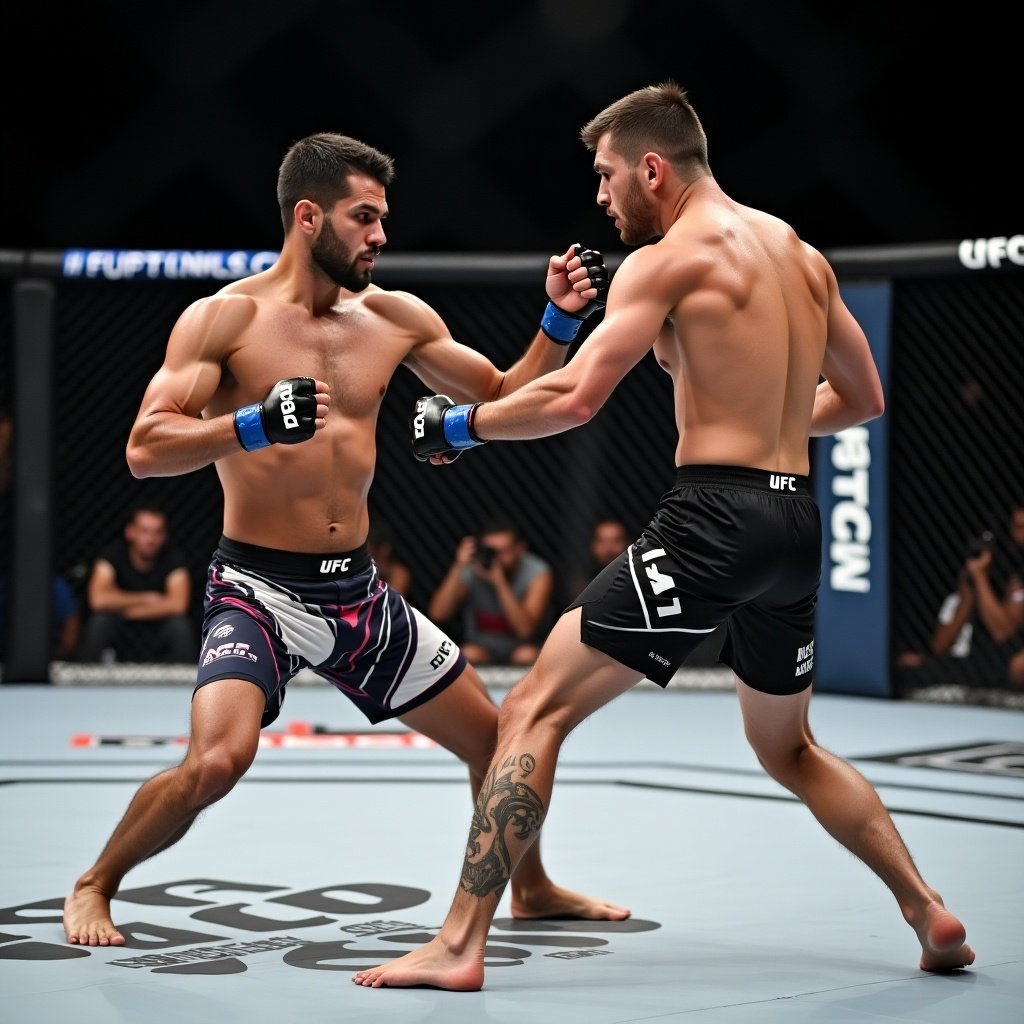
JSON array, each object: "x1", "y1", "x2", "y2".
[
  {"x1": 810, "y1": 266, "x2": 885, "y2": 436},
  {"x1": 403, "y1": 244, "x2": 607, "y2": 403},
  {"x1": 126, "y1": 295, "x2": 328, "y2": 478}
]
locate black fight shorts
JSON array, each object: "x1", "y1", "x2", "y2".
[{"x1": 567, "y1": 465, "x2": 821, "y2": 695}]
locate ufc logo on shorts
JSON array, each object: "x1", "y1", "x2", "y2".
[
  {"x1": 770, "y1": 474, "x2": 796, "y2": 491},
  {"x1": 430, "y1": 639, "x2": 453, "y2": 670},
  {"x1": 319, "y1": 558, "x2": 352, "y2": 574},
  {"x1": 277, "y1": 381, "x2": 299, "y2": 430}
]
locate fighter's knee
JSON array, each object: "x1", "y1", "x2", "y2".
[
  {"x1": 187, "y1": 747, "x2": 252, "y2": 803},
  {"x1": 745, "y1": 732, "x2": 810, "y2": 784},
  {"x1": 497, "y1": 678, "x2": 572, "y2": 739}
]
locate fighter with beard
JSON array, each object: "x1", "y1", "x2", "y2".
[{"x1": 63, "y1": 132, "x2": 626, "y2": 947}]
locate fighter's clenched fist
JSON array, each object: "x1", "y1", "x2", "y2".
[
  {"x1": 233, "y1": 376, "x2": 330, "y2": 451},
  {"x1": 410, "y1": 394, "x2": 485, "y2": 463}
]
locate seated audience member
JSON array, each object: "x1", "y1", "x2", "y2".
[
  {"x1": 0, "y1": 574, "x2": 81, "y2": 662},
  {"x1": 897, "y1": 504, "x2": 1024, "y2": 691},
  {"x1": 368, "y1": 520, "x2": 413, "y2": 596},
  {"x1": 80, "y1": 503, "x2": 194, "y2": 663},
  {"x1": 429, "y1": 517, "x2": 554, "y2": 667},
  {"x1": 0, "y1": 407, "x2": 80, "y2": 661},
  {"x1": 565, "y1": 517, "x2": 631, "y2": 601},
  {"x1": 52, "y1": 576, "x2": 82, "y2": 659}
]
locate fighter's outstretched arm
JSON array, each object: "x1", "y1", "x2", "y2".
[{"x1": 457, "y1": 249, "x2": 671, "y2": 444}]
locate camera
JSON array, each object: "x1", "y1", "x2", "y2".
[
  {"x1": 475, "y1": 541, "x2": 497, "y2": 569},
  {"x1": 966, "y1": 530, "x2": 994, "y2": 559}
]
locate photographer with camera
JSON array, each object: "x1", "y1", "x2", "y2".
[
  {"x1": 896, "y1": 505, "x2": 1024, "y2": 693},
  {"x1": 428, "y1": 516, "x2": 554, "y2": 667}
]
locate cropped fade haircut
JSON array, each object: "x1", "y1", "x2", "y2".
[
  {"x1": 276, "y1": 133, "x2": 396, "y2": 233},
  {"x1": 580, "y1": 81, "x2": 710, "y2": 177}
]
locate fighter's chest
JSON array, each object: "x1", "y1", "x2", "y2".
[{"x1": 232, "y1": 312, "x2": 404, "y2": 414}]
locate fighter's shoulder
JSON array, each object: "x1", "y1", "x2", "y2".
[
  {"x1": 748, "y1": 209, "x2": 830, "y2": 270},
  {"x1": 174, "y1": 287, "x2": 261, "y2": 341},
  {"x1": 616, "y1": 234, "x2": 711, "y2": 291},
  {"x1": 358, "y1": 285, "x2": 444, "y2": 334}
]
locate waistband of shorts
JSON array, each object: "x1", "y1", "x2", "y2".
[
  {"x1": 674, "y1": 464, "x2": 811, "y2": 496},
  {"x1": 215, "y1": 535, "x2": 372, "y2": 579}
]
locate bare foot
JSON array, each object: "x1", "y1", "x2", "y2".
[
  {"x1": 63, "y1": 885, "x2": 125, "y2": 946},
  {"x1": 511, "y1": 881, "x2": 631, "y2": 921},
  {"x1": 916, "y1": 903, "x2": 974, "y2": 972},
  {"x1": 352, "y1": 938, "x2": 483, "y2": 990}
]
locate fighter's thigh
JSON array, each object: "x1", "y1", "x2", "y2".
[
  {"x1": 735, "y1": 675, "x2": 813, "y2": 762},
  {"x1": 197, "y1": 606, "x2": 289, "y2": 729},
  {"x1": 501, "y1": 608, "x2": 644, "y2": 737},
  {"x1": 398, "y1": 662, "x2": 500, "y2": 767}
]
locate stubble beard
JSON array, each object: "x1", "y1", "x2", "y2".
[
  {"x1": 312, "y1": 219, "x2": 374, "y2": 292},
  {"x1": 618, "y1": 173, "x2": 659, "y2": 247}
]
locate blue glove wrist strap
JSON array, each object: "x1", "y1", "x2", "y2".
[
  {"x1": 233, "y1": 404, "x2": 271, "y2": 451},
  {"x1": 443, "y1": 404, "x2": 486, "y2": 449},
  {"x1": 540, "y1": 301, "x2": 584, "y2": 344}
]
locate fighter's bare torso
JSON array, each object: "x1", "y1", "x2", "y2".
[{"x1": 201, "y1": 279, "x2": 425, "y2": 552}]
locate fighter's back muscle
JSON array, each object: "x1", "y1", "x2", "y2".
[{"x1": 655, "y1": 204, "x2": 828, "y2": 471}]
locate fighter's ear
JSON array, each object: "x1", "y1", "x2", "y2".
[
  {"x1": 641, "y1": 152, "x2": 666, "y2": 189},
  {"x1": 294, "y1": 199, "x2": 320, "y2": 236}
]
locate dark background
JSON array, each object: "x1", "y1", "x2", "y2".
[{"x1": 1, "y1": 1, "x2": 1015, "y2": 255}]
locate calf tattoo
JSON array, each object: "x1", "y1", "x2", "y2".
[{"x1": 461, "y1": 754, "x2": 545, "y2": 899}]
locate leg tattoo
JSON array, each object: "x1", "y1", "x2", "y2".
[{"x1": 461, "y1": 754, "x2": 544, "y2": 900}]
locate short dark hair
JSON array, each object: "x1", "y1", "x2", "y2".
[
  {"x1": 126, "y1": 502, "x2": 168, "y2": 526},
  {"x1": 276, "y1": 133, "x2": 396, "y2": 233},
  {"x1": 479, "y1": 515, "x2": 522, "y2": 541},
  {"x1": 580, "y1": 80, "x2": 710, "y2": 177}
]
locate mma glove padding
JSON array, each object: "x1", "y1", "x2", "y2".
[
  {"x1": 233, "y1": 376, "x2": 318, "y2": 452},
  {"x1": 410, "y1": 394, "x2": 487, "y2": 463}
]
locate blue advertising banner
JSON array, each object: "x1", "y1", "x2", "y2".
[
  {"x1": 61, "y1": 250, "x2": 280, "y2": 280},
  {"x1": 813, "y1": 282, "x2": 892, "y2": 696}
]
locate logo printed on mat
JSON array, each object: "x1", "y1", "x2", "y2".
[{"x1": 0, "y1": 877, "x2": 660, "y2": 972}]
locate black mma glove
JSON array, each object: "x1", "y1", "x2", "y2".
[
  {"x1": 540, "y1": 243, "x2": 609, "y2": 344},
  {"x1": 233, "y1": 376, "x2": 319, "y2": 452},
  {"x1": 410, "y1": 394, "x2": 487, "y2": 463}
]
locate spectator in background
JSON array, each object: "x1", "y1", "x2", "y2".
[
  {"x1": 367, "y1": 519, "x2": 412, "y2": 596},
  {"x1": 51, "y1": 577, "x2": 82, "y2": 659},
  {"x1": 565, "y1": 517, "x2": 631, "y2": 601},
  {"x1": 429, "y1": 517, "x2": 553, "y2": 666},
  {"x1": 896, "y1": 503, "x2": 1024, "y2": 692},
  {"x1": 80, "y1": 503, "x2": 194, "y2": 663},
  {"x1": 0, "y1": 405, "x2": 80, "y2": 662},
  {"x1": 0, "y1": 574, "x2": 81, "y2": 662},
  {"x1": 987, "y1": 502, "x2": 1024, "y2": 687}
]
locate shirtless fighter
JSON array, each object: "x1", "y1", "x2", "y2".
[
  {"x1": 353, "y1": 82, "x2": 974, "y2": 990},
  {"x1": 62, "y1": 131, "x2": 626, "y2": 946}
]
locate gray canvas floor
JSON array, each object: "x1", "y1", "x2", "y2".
[{"x1": 1, "y1": 683, "x2": 1021, "y2": 1023}]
